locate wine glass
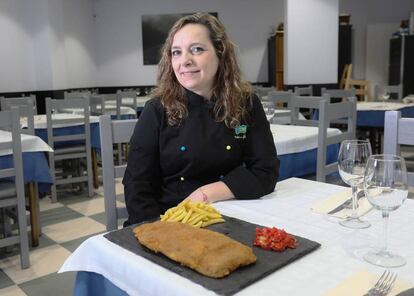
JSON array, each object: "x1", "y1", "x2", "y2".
[
  {"x1": 337, "y1": 139, "x2": 372, "y2": 228},
  {"x1": 381, "y1": 91, "x2": 390, "y2": 102},
  {"x1": 363, "y1": 154, "x2": 408, "y2": 267}
]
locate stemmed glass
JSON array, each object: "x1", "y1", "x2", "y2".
[
  {"x1": 363, "y1": 154, "x2": 408, "y2": 267},
  {"x1": 337, "y1": 139, "x2": 372, "y2": 228},
  {"x1": 381, "y1": 91, "x2": 390, "y2": 102}
]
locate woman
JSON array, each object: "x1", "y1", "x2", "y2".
[{"x1": 123, "y1": 13, "x2": 279, "y2": 225}]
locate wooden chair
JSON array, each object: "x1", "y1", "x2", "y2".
[
  {"x1": 46, "y1": 97, "x2": 94, "y2": 202},
  {"x1": 339, "y1": 64, "x2": 352, "y2": 89},
  {"x1": 99, "y1": 115, "x2": 137, "y2": 231},
  {"x1": 291, "y1": 94, "x2": 357, "y2": 182},
  {"x1": 116, "y1": 90, "x2": 138, "y2": 116},
  {"x1": 265, "y1": 90, "x2": 293, "y2": 123},
  {"x1": 345, "y1": 79, "x2": 371, "y2": 101},
  {"x1": 64, "y1": 91, "x2": 91, "y2": 100},
  {"x1": 1, "y1": 95, "x2": 37, "y2": 114},
  {"x1": 294, "y1": 86, "x2": 313, "y2": 96},
  {"x1": 383, "y1": 111, "x2": 414, "y2": 186},
  {"x1": 291, "y1": 94, "x2": 330, "y2": 127},
  {"x1": 253, "y1": 86, "x2": 276, "y2": 99},
  {"x1": 321, "y1": 88, "x2": 356, "y2": 103},
  {"x1": 0, "y1": 107, "x2": 30, "y2": 268},
  {"x1": 374, "y1": 84, "x2": 403, "y2": 100},
  {"x1": 0, "y1": 96, "x2": 36, "y2": 135},
  {"x1": 90, "y1": 94, "x2": 121, "y2": 118}
]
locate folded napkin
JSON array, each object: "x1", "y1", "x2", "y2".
[
  {"x1": 323, "y1": 269, "x2": 413, "y2": 296},
  {"x1": 310, "y1": 189, "x2": 372, "y2": 219},
  {"x1": 403, "y1": 95, "x2": 414, "y2": 104}
]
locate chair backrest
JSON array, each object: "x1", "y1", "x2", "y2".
[
  {"x1": 383, "y1": 111, "x2": 414, "y2": 186},
  {"x1": 254, "y1": 86, "x2": 276, "y2": 99},
  {"x1": 116, "y1": 90, "x2": 138, "y2": 112},
  {"x1": 317, "y1": 97, "x2": 356, "y2": 182},
  {"x1": 0, "y1": 96, "x2": 35, "y2": 134},
  {"x1": 266, "y1": 90, "x2": 293, "y2": 109},
  {"x1": 0, "y1": 107, "x2": 29, "y2": 268},
  {"x1": 339, "y1": 64, "x2": 352, "y2": 89},
  {"x1": 64, "y1": 91, "x2": 91, "y2": 100},
  {"x1": 291, "y1": 94, "x2": 357, "y2": 182},
  {"x1": 344, "y1": 79, "x2": 371, "y2": 101},
  {"x1": 291, "y1": 94, "x2": 331, "y2": 127},
  {"x1": 1, "y1": 95, "x2": 37, "y2": 114},
  {"x1": 374, "y1": 84, "x2": 403, "y2": 100},
  {"x1": 90, "y1": 94, "x2": 121, "y2": 118},
  {"x1": 294, "y1": 85, "x2": 313, "y2": 96},
  {"x1": 45, "y1": 97, "x2": 93, "y2": 201},
  {"x1": 321, "y1": 88, "x2": 356, "y2": 102},
  {"x1": 99, "y1": 115, "x2": 138, "y2": 231}
]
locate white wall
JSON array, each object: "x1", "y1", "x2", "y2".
[
  {"x1": 2, "y1": 0, "x2": 413, "y2": 92},
  {"x1": 365, "y1": 23, "x2": 398, "y2": 94},
  {"x1": 339, "y1": 0, "x2": 414, "y2": 80},
  {"x1": 0, "y1": 0, "x2": 38, "y2": 92},
  {"x1": 93, "y1": 0, "x2": 284, "y2": 86},
  {"x1": 284, "y1": 0, "x2": 338, "y2": 85},
  {"x1": 0, "y1": 0, "x2": 96, "y2": 92}
]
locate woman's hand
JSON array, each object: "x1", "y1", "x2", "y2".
[
  {"x1": 185, "y1": 188, "x2": 208, "y2": 202},
  {"x1": 184, "y1": 182, "x2": 235, "y2": 203}
]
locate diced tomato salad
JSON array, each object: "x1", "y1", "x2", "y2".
[{"x1": 253, "y1": 227, "x2": 298, "y2": 252}]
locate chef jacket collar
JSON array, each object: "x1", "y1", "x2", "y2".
[{"x1": 184, "y1": 88, "x2": 216, "y2": 109}]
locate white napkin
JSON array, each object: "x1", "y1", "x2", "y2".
[
  {"x1": 403, "y1": 95, "x2": 414, "y2": 104},
  {"x1": 323, "y1": 269, "x2": 413, "y2": 296},
  {"x1": 310, "y1": 189, "x2": 372, "y2": 219}
]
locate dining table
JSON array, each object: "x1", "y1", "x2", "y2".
[
  {"x1": 270, "y1": 124, "x2": 341, "y2": 180},
  {"x1": 356, "y1": 101, "x2": 414, "y2": 127},
  {"x1": 59, "y1": 177, "x2": 414, "y2": 295},
  {"x1": 356, "y1": 101, "x2": 414, "y2": 154},
  {"x1": 26, "y1": 114, "x2": 103, "y2": 188},
  {"x1": 0, "y1": 130, "x2": 53, "y2": 246}
]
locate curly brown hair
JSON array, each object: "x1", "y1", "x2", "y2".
[{"x1": 151, "y1": 12, "x2": 253, "y2": 127}]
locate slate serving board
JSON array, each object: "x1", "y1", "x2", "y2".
[{"x1": 104, "y1": 216, "x2": 321, "y2": 296}]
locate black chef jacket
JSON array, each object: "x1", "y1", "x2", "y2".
[{"x1": 123, "y1": 89, "x2": 279, "y2": 225}]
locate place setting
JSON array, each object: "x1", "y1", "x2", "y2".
[{"x1": 311, "y1": 139, "x2": 413, "y2": 295}]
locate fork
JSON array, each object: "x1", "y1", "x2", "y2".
[{"x1": 364, "y1": 270, "x2": 398, "y2": 296}]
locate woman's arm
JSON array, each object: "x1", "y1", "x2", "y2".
[
  {"x1": 186, "y1": 95, "x2": 279, "y2": 202},
  {"x1": 185, "y1": 181, "x2": 234, "y2": 203},
  {"x1": 220, "y1": 95, "x2": 280, "y2": 199},
  {"x1": 123, "y1": 101, "x2": 163, "y2": 225}
]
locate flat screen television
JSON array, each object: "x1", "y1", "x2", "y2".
[{"x1": 141, "y1": 12, "x2": 218, "y2": 65}]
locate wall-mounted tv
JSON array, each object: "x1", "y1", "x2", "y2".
[{"x1": 141, "y1": 12, "x2": 218, "y2": 65}]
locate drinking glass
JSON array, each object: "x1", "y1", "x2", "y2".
[
  {"x1": 337, "y1": 139, "x2": 372, "y2": 228},
  {"x1": 363, "y1": 154, "x2": 408, "y2": 267},
  {"x1": 381, "y1": 91, "x2": 390, "y2": 102}
]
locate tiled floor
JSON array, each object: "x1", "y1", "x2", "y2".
[
  {"x1": 0, "y1": 183, "x2": 123, "y2": 296},
  {"x1": 0, "y1": 175, "x2": 412, "y2": 296}
]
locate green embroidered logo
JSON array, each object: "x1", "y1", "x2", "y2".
[{"x1": 234, "y1": 124, "x2": 247, "y2": 139}]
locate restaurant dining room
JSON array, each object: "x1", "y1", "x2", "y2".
[{"x1": 1, "y1": 0, "x2": 414, "y2": 295}]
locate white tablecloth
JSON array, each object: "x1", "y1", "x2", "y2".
[
  {"x1": 270, "y1": 124, "x2": 341, "y2": 155},
  {"x1": 266, "y1": 109, "x2": 306, "y2": 125},
  {"x1": 357, "y1": 101, "x2": 414, "y2": 111},
  {"x1": 21, "y1": 114, "x2": 100, "y2": 129},
  {"x1": 60, "y1": 106, "x2": 136, "y2": 116},
  {"x1": 59, "y1": 177, "x2": 414, "y2": 295},
  {"x1": 106, "y1": 96, "x2": 151, "y2": 108},
  {"x1": 0, "y1": 130, "x2": 53, "y2": 156}
]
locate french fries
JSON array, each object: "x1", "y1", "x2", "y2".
[{"x1": 160, "y1": 200, "x2": 225, "y2": 228}]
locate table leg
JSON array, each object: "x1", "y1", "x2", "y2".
[
  {"x1": 28, "y1": 182, "x2": 40, "y2": 247},
  {"x1": 92, "y1": 148, "x2": 99, "y2": 189},
  {"x1": 124, "y1": 143, "x2": 129, "y2": 162}
]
